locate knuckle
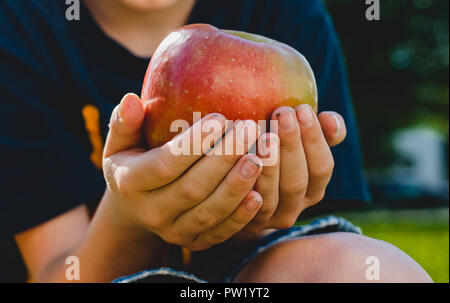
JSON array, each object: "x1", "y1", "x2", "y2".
[
  {"x1": 223, "y1": 185, "x2": 245, "y2": 201},
  {"x1": 280, "y1": 133, "x2": 301, "y2": 153},
  {"x1": 194, "y1": 207, "x2": 218, "y2": 229},
  {"x1": 280, "y1": 178, "x2": 307, "y2": 197},
  {"x1": 229, "y1": 212, "x2": 249, "y2": 226},
  {"x1": 152, "y1": 156, "x2": 175, "y2": 182},
  {"x1": 310, "y1": 159, "x2": 334, "y2": 179},
  {"x1": 221, "y1": 178, "x2": 250, "y2": 201},
  {"x1": 180, "y1": 176, "x2": 208, "y2": 202}
]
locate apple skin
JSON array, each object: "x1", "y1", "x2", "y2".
[{"x1": 141, "y1": 23, "x2": 317, "y2": 148}]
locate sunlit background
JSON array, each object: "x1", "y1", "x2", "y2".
[
  {"x1": 322, "y1": 0, "x2": 449, "y2": 282},
  {"x1": 0, "y1": 0, "x2": 447, "y2": 283}
]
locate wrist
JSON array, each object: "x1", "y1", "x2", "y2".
[
  {"x1": 101, "y1": 189, "x2": 158, "y2": 242},
  {"x1": 84, "y1": 190, "x2": 170, "y2": 270}
]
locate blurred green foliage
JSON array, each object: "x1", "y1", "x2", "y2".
[
  {"x1": 333, "y1": 207, "x2": 449, "y2": 283},
  {"x1": 324, "y1": 0, "x2": 449, "y2": 172}
]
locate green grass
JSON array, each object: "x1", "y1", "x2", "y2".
[{"x1": 327, "y1": 207, "x2": 449, "y2": 283}]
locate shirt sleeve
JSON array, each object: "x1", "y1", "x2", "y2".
[
  {"x1": 286, "y1": 0, "x2": 371, "y2": 203},
  {"x1": 0, "y1": 2, "x2": 105, "y2": 237}
]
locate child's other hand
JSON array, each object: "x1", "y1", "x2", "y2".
[
  {"x1": 103, "y1": 93, "x2": 264, "y2": 251},
  {"x1": 244, "y1": 105, "x2": 347, "y2": 233}
]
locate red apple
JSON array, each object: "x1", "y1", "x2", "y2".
[{"x1": 141, "y1": 24, "x2": 317, "y2": 148}]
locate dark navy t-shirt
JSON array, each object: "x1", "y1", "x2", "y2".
[{"x1": 0, "y1": 0, "x2": 370, "y2": 238}]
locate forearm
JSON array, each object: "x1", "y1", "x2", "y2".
[{"x1": 36, "y1": 191, "x2": 169, "y2": 282}]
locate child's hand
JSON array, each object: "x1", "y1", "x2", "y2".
[
  {"x1": 244, "y1": 105, "x2": 347, "y2": 233},
  {"x1": 102, "y1": 93, "x2": 264, "y2": 251}
]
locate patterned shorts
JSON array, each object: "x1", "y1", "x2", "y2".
[{"x1": 113, "y1": 216, "x2": 362, "y2": 283}]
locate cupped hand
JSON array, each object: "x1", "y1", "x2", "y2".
[
  {"x1": 244, "y1": 104, "x2": 347, "y2": 233},
  {"x1": 103, "y1": 93, "x2": 264, "y2": 251}
]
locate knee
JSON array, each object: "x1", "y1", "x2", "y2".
[
  {"x1": 234, "y1": 232, "x2": 432, "y2": 283},
  {"x1": 312, "y1": 232, "x2": 432, "y2": 283}
]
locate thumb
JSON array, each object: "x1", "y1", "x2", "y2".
[
  {"x1": 318, "y1": 111, "x2": 347, "y2": 147},
  {"x1": 103, "y1": 93, "x2": 145, "y2": 158}
]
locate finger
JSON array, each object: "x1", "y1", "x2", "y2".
[
  {"x1": 160, "y1": 120, "x2": 260, "y2": 214},
  {"x1": 318, "y1": 111, "x2": 347, "y2": 147},
  {"x1": 173, "y1": 154, "x2": 263, "y2": 237},
  {"x1": 104, "y1": 93, "x2": 145, "y2": 158},
  {"x1": 124, "y1": 113, "x2": 229, "y2": 190},
  {"x1": 296, "y1": 104, "x2": 334, "y2": 203},
  {"x1": 190, "y1": 191, "x2": 263, "y2": 250},
  {"x1": 250, "y1": 133, "x2": 280, "y2": 226},
  {"x1": 270, "y1": 107, "x2": 308, "y2": 226}
]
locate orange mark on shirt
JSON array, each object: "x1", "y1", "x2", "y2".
[
  {"x1": 182, "y1": 247, "x2": 192, "y2": 270},
  {"x1": 82, "y1": 105, "x2": 104, "y2": 170}
]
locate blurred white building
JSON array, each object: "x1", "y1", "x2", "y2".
[{"x1": 389, "y1": 127, "x2": 449, "y2": 201}]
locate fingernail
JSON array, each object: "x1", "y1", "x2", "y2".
[
  {"x1": 240, "y1": 155, "x2": 261, "y2": 178},
  {"x1": 116, "y1": 104, "x2": 123, "y2": 121},
  {"x1": 263, "y1": 133, "x2": 278, "y2": 144},
  {"x1": 117, "y1": 94, "x2": 131, "y2": 122},
  {"x1": 327, "y1": 112, "x2": 341, "y2": 134},
  {"x1": 238, "y1": 120, "x2": 259, "y2": 144},
  {"x1": 245, "y1": 195, "x2": 262, "y2": 211},
  {"x1": 298, "y1": 105, "x2": 314, "y2": 128},
  {"x1": 276, "y1": 108, "x2": 296, "y2": 130}
]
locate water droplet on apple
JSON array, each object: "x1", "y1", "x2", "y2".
[
  {"x1": 184, "y1": 90, "x2": 189, "y2": 94},
  {"x1": 232, "y1": 58, "x2": 236, "y2": 62}
]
